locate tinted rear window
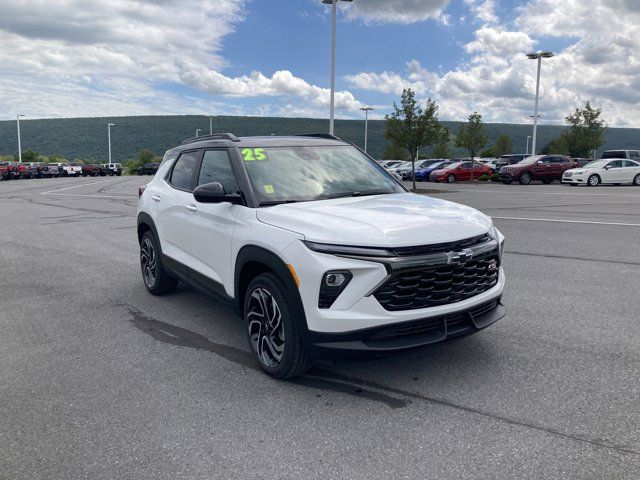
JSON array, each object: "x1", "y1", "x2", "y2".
[{"x1": 602, "y1": 151, "x2": 626, "y2": 159}]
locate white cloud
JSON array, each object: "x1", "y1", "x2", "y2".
[
  {"x1": 344, "y1": 0, "x2": 451, "y2": 25},
  {"x1": 341, "y1": 1, "x2": 640, "y2": 127},
  {"x1": 464, "y1": 0, "x2": 498, "y2": 24},
  {"x1": 0, "y1": 0, "x2": 363, "y2": 119}
]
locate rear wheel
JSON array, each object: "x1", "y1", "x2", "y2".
[
  {"x1": 519, "y1": 172, "x2": 532, "y2": 185},
  {"x1": 587, "y1": 174, "x2": 600, "y2": 187},
  {"x1": 634, "y1": 174, "x2": 640, "y2": 186},
  {"x1": 244, "y1": 273, "x2": 313, "y2": 379},
  {"x1": 140, "y1": 230, "x2": 178, "y2": 295}
]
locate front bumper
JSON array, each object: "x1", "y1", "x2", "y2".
[
  {"x1": 562, "y1": 172, "x2": 586, "y2": 184},
  {"x1": 305, "y1": 298, "x2": 505, "y2": 359}
]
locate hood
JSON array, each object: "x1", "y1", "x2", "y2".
[{"x1": 257, "y1": 193, "x2": 492, "y2": 247}]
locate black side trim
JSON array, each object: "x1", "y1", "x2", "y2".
[{"x1": 162, "y1": 254, "x2": 234, "y2": 305}]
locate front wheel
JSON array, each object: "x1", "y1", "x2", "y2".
[
  {"x1": 519, "y1": 172, "x2": 532, "y2": 185},
  {"x1": 447, "y1": 174, "x2": 455, "y2": 183},
  {"x1": 587, "y1": 174, "x2": 600, "y2": 187},
  {"x1": 140, "y1": 231, "x2": 178, "y2": 295},
  {"x1": 634, "y1": 174, "x2": 640, "y2": 186},
  {"x1": 244, "y1": 273, "x2": 313, "y2": 379}
]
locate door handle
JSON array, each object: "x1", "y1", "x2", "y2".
[
  {"x1": 152, "y1": 194, "x2": 161, "y2": 202},
  {"x1": 186, "y1": 204, "x2": 198, "y2": 212}
]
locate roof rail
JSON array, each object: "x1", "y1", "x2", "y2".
[
  {"x1": 293, "y1": 133, "x2": 342, "y2": 140},
  {"x1": 181, "y1": 133, "x2": 240, "y2": 145}
]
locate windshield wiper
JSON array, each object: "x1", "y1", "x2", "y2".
[
  {"x1": 258, "y1": 199, "x2": 300, "y2": 207},
  {"x1": 321, "y1": 190, "x2": 391, "y2": 200}
]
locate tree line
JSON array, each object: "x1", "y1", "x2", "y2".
[{"x1": 382, "y1": 88, "x2": 607, "y2": 187}]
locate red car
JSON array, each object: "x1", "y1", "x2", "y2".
[
  {"x1": 429, "y1": 161, "x2": 492, "y2": 183},
  {"x1": 499, "y1": 155, "x2": 578, "y2": 185}
]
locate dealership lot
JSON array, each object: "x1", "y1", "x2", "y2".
[{"x1": 1, "y1": 177, "x2": 639, "y2": 478}]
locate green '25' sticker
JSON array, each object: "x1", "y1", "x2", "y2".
[{"x1": 242, "y1": 148, "x2": 267, "y2": 161}]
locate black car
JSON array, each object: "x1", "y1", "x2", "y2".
[{"x1": 137, "y1": 162, "x2": 160, "y2": 175}]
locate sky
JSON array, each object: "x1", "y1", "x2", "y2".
[{"x1": 0, "y1": 0, "x2": 638, "y2": 126}]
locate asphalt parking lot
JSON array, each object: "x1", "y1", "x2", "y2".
[{"x1": 2, "y1": 176, "x2": 640, "y2": 479}]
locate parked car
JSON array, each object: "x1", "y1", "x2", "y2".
[
  {"x1": 137, "y1": 132, "x2": 506, "y2": 378},
  {"x1": 395, "y1": 160, "x2": 441, "y2": 180},
  {"x1": 383, "y1": 160, "x2": 404, "y2": 171},
  {"x1": 562, "y1": 159, "x2": 640, "y2": 186},
  {"x1": 19, "y1": 163, "x2": 39, "y2": 179},
  {"x1": 499, "y1": 155, "x2": 577, "y2": 185},
  {"x1": 415, "y1": 160, "x2": 453, "y2": 181},
  {"x1": 601, "y1": 150, "x2": 640, "y2": 160},
  {"x1": 0, "y1": 162, "x2": 14, "y2": 180},
  {"x1": 81, "y1": 164, "x2": 102, "y2": 177},
  {"x1": 46, "y1": 164, "x2": 60, "y2": 177},
  {"x1": 50, "y1": 162, "x2": 81, "y2": 177},
  {"x1": 101, "y1": 163, "x2": 122, "y2": 176},
  {"x1": 495, "y1": 154, "x2": 529, "y2": 171},
  {"x1": 137, "y1": 162, "x2": 160, "y2": 175},
  {"x1": 430, "y1": 161, "x2": 493, "y2": 183}
]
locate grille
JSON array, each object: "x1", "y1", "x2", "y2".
[
  {"x1": 365, "y1": 299, "x2": 499, "y2": 345},
  {"x1": 373, "y1": 251, "x2": 499, "y2": 311},
  {"x1": 390, "y1": 233, "x2": 489, "y2": 257},
  {"x1": 564, "y1": 171, "x2": 573, "y2": 177}
]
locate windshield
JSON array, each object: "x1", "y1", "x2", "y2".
[
  {"x1": 583, "y1": 160, "x2": 607, "y2": 169},
  {"x1": 518, "y1": 156, "x2": 541, "y2": 165},
  {"x1": 241, "y1": 145, "x2": 404, "y2": 205}
]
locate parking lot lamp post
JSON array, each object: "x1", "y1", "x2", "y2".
[
  {"x1": 526, "y1": 51, "x2": 554, "y2": 155},
  {"x1": 16, "y1": 114, "x2": 25, "y2": 162},
  {"x1": 209, "y1": 116, "x2": 213, "y2": 135},
  {"x1": 196, "y1": 129, "x2": 202, "y2": 138},
  {"x1": 526, "y1": 135, "x2": 531, "y2": 155},
  {"x1": 360, "y1": 107, "x2": 374, "y2": 153},
  {"x1": 107, "y1": 123, "x2": 115, "y2": 164},
  {"x1": 323, "y1": 0, "x2": 353, "y2": 135}
]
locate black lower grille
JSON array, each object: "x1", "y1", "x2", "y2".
[
  {"x1": 364, "y1": 299, "x2": 499, "y2": 346},
  {"x1": 373, "y1": 251, "x2": 499, "y2": 311}
]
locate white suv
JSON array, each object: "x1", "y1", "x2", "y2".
[{"x1": 137, "y1": 133, "x2": 506, "y2": 378}]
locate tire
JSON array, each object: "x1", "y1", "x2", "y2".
[
  {"x1": 139, "y1": 231, "x2": 178, "y2": 295},
  {"x1": 244, "y1": 273, "x2": 313, "y2": 379},
  {"x1": 634, "y1": 174, "x2": 640, "y2": 186},
  {"x1": 447, "y1": 174, "x2": 455, "y2": 183},
  {"x1": 519, "y1": 172, "x2": 532, "y2": 185},
  {"x1": 116, "y1": 172, "x2": 121, "y2": 176},
  {"x1": 587, "y1": 174, "x2": 600, "y2": 187}
]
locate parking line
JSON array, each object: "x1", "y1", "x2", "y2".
[
  {"x1": 447, "y1": 188, "x2": 640, "y2": 198},
  {"x1": 492, "y1": 216, "x2": 640, "y2": 227},
  {"x1": 40, "y1": 178, "x2": 137, "y2": 198}
]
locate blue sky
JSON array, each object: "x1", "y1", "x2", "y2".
[{"x1": 0, "y1": 0, "x2": 638, "y2": 126}]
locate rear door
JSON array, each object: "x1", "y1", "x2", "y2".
[{"x1": 154, "y1": 150, "x2": 201, "y2": 268}]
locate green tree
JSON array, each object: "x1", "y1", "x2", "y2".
[
  {"x1": 17, "y1": 148, "x2": 41, "y2": 162},
  {"x1": 455, "y1": 112, "x2": 488, "y2": 164},
  {"x1": 381, "y1": 143, "x2": 410, "y2": 160},
  {"x1": 493, "y1": 134, "x2": 513, "y2": 157},
  {"x1": 385, "y1": 88, "x2": 444, "y2": 189},
  {"x1": 562, "y1": 101, "x2": 606, "y2": 157},
  {"x1": 431, "y1": 126, "x2": 451, "y2": 159}
]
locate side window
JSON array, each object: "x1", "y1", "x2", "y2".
[
  {"x1": 608, "y1": 160, "x2": 622, "y2": 168},
  {"x1": 197, "y1": 150, "x2": 238, "y2": 193},
  {"x1": 169, "y1": 152, "x2": 198, "y2": 190},
  {"x1": 460, "y1": 162, "x2": 472, "y2": 169},
  {"x1": 631, "y1": 151, "x2": 640, "y2": 159}
]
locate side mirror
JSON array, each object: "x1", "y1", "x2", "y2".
[
  {"x1": 193, "y1": 182, "x2": 242, "y2": 204},
  {"x1": 604, "y1": 165, "x2": 612, "y2": 170},
  {"x1": 536, "y1": 160, "x2": 544, "y2": 165}
]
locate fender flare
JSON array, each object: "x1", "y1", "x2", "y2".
[
  {"x1": 234, "y1": 245, "x2": 309, "y2": 334},
  {"x1": 137, "y1": 212, "x2": 161, "y2": 252}
]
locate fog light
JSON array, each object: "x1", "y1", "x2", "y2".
[
  {"x1": 319, "y1": 270, "x2": 353, "y2": 309},
  {"x1": 325, "y1": 272, "x2": 346, "y2": 287}
]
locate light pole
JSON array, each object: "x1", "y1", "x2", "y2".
[
  {"x1": 323, "y1": 0, "x2": 353, "y2": 136},
  {"x1": 209, "y1": 116, "x2": 213, "y2": 135},
  {"x1": 107, "y1": 123, "x2": 115, "y2": 164},
  {"x1": 16, "y1": 114, "x2": 25, "y2": 162},
  {"x1": 526, "y1": 51, "x2": 554, "y2": 156},
  {"x1": 195, "y1": 129, "x2": 202, "y2": 138},
  {"x1": 526, "y1": 136, "x2": 531, "y2": 155},
  {"x1": 360, "y1": 107, "x2": 374, "y2": 153}
]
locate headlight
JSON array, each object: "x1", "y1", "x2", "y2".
[{"x1": 489, "y1": 225, "x2": 505, "y2": 260}]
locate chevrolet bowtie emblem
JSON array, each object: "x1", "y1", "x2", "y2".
[{"x1": 446, "y1": 248, "x2": 474, "y2": 264}]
